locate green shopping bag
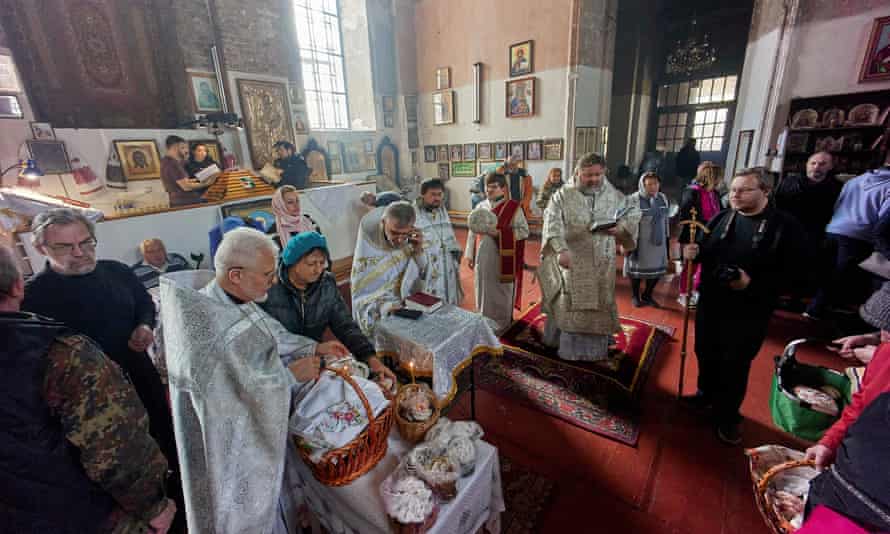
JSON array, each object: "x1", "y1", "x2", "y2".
[{"x1": 770, "y1": 339, "x2": 852, "y2": 442}]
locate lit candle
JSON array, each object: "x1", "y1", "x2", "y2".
[{"x1": 409, "y1": 360, "x2": 415, "y2": 384}]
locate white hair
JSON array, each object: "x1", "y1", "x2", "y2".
[{"x1": 213, "y1": 227, "x2": 278, "y2": 274}]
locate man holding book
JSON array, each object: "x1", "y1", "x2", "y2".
[{"x1": 538, "y1": 152, "x2": 640, "y2": 361}]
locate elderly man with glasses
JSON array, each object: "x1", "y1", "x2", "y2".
[
  {"x1": 160, "y1": 227, "x2": 316, "y2": 533},
  {"x1": 21, "y1": 207, "x2": 185, "y2": 527}
]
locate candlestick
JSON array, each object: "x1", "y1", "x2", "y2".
[{"x1": 409, "y1": 360, "x2": 415, "y2": 384}]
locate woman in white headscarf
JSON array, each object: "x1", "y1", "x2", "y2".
[
  {"x1": 624, "y1": 172, "x2": 670, "y2": 307},
  {"x1": 271, "y1": 185, "x2": 319, "y2": 248}
]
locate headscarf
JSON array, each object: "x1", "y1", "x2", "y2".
[
  {"x1": 636, "y1": 173, "x2": 668, "y2": 246},
  {"x1": 272, "y1": 187, "x2": 314, "y2": 247}
]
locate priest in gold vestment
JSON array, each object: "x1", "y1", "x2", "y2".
[{"x1": 538, "y1": 153, "x2": 640, "y2": 361}]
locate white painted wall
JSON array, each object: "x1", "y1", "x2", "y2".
[
  {"x1": 728, "y1": 2, "x2": 890, "y2": 176},
  {"x1": 727, "y1": 24, "x2": 783, "y2": 173},
  {"x1": 419, "y1": 67, "x2": 574, "y2": 212},
  {"x1": 21, "y1": 182, "x2": 368, "y2": 270}
]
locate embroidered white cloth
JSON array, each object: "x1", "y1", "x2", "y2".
[
  {"x1": 289, "y1": 372, "x2": 390, "y2": 462},
  {"x1": 284, "y1": 433, "x2": 504, "y2": 534},
  {"x1": 372, "y1": 304, "x2": 502, "y2": 402}
]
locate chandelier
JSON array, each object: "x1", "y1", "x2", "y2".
[{"x1": 665, "y1": 19, "x2": 718, "y2": 76}]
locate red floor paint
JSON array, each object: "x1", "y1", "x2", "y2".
[
  {"x1": 450, "y1": 230, "x2": 838, "y2": 534},
  {"x1": 339, "y1": 230, "x2": 844, "y2": 533}
]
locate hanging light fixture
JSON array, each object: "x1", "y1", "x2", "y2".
[{"x1": 665, "y1": 19, "x2": 718, "y2": 77}]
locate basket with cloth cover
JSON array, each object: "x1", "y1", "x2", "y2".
[{"x1": 291, "y1": 366, "x2": 394, "y2": 486}]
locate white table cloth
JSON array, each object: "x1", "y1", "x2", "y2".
[
  {"x1": 372, "y1": 304, "x2": 502, "y2": 402},
  {"x1": 287, "y1": 430, "x2": 505, "y2": 534}
]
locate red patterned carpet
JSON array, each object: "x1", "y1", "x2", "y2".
[{"x1": 478, "y1": 304, "x2": 674, "y2": 445}]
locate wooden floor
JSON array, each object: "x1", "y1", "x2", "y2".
[{"x1": 441, "y1": 229, "x2": 840, "y2": 534}]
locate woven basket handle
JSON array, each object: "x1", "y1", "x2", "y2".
[
  {"x1": 756, "y1": 458, "x2": 817, "y2": 494},
  {"x1": 326, "y1": 366, "x2": 374, "y2": 422}
]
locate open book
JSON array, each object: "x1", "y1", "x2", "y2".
[
  {"x1": 194, "y1": 164, "x2": 221, "y2": 184},
  {"x1": 259, "y1": 163, "x2": 282, "y2": 184},
  {"x1": 589, "y1": 206, "x2": 632, "y2": 233}
]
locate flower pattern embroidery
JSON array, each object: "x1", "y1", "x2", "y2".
[{"x1": 319, "y1": 401, "x2": 367, "y2": 433}]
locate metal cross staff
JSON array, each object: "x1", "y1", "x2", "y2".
[{"x1": 677, "y1": 207, "x2": 710, "y2": 400}]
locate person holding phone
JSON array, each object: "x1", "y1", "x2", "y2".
[{"x1": 351, "y1": 201, "x2": 428, "y2": 336}]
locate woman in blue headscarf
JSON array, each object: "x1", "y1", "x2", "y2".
[{"x1": 624, "y1": 172, "x2": 670, "y2": 307}]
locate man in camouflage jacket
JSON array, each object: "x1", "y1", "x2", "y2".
[{"x1": 0, "y1": 245, "x2": 175, "y2": 534}]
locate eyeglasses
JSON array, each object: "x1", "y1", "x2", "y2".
[
  {"x1": 44, "y1": 237, "x2": 97, "y2": 255},
  {"x1": 229, "y1": 266, "x2": 276, "y2": 282}
]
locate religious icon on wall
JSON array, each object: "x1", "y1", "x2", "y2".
[
  {"x1": 294, "y1": 111, "x2": 309, "y2": 134},
  {"x1": 860, "y1": 15, "x2": 890, "y2": 82},
  {"x1": 382, "y1": 95, "x2": 395, "y2": 113},
  {"x1": 463, "y1": 143, "x2": 477, "y2": 161},
  {"x1": 288, "y1": 84, "x2": 304, "y2": 107},
  {"x1": 112, "y1": 140, "x2": 160, "y2": 181},
  {"x1": 449, "y1": 144, "x2": 462, "y2": 161},
  {"x1": 424, "y1": 146, "x2": 437, "y2": 163},
  {"x1": 494, "y1": 142, "x2": 508, "y2": 160},
  {"x1": 405, "y1": 95, "x2": 418, "y2": 122},
  {"x1": 543, "y1": 138, "x2": 563, "y2": 160},
  {"x1": 364, "y1": 139, "x2": 375, "y2": 153},
  {"x1": 189, "y1": 72, "x2": 223, "y2": 113},
  {"x1": 525, "y1": 140, "x2": 542, "y2": 161},
  {"x1": 438, "y1": 162, "x2": 450, "y2": 180},
  {"x1": 478, "y1": 160, "x2": 503, "y2": 176},
  {"x1": 436, "y1": 67, "x2": 451, "y2": 90},
  {"x1": 433, "y1": 90, "x2": 455, "y2": 125},
  {"x1": 407, "y1": 124, "x2": 419, "y2": 149},
  {"x1": 509, "y1": 40, "x2": 533, "y2": 78},
  {"x1": 478, "y1": 143, "x2": 493, "y2": 161},
  {"x1": 506, "y1": 77, "x2": 535, "y2": 118},
  {"x1": 26, "y1": 140, "x2": 70, "y2": 174},
  {"x1": 437, "y1": 145, "x2": 449, "y2": 161},
  {"x1": 237, "y1": 79, "x2": 295, "y2": 169},
  {"x1": 509, "y1": 142, "x2": 525, "y2": 161},
  {"x1": 30, "y1": 122, "x2": 55, "y2": 140}
]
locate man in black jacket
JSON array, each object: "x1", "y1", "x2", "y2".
[
  {"x1": 272, "y1": 140, "x2": 310, "y2": 189},
  {"x1": 261, "y1": 231, "x2": 396, "y2": 384},
  {"x1": 683, "y1": 168, "x2": 808, "y2": 445},
  {"x1": 21, "y1": 209, "x2": 180, "y2": 491}
]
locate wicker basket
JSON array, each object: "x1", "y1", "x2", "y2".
[
  {"x1": 394, "y1": 383, "x2": 440, "y2": 443},
  {"x1": 294, "y1": 366, "x2": 394, "y2": 486},
  {"x1": 753, "y1": 458, "x2": 817, "y2": 534}
]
